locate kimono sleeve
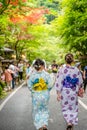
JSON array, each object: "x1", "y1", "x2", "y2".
[
  {"x1": 46, "y1": 73, "x2": 53, "y2": 91},
  {"x1": 55, "y1": 68, "x2": 64, "y2": 92},
  {"x1": 28, "y1": 75, "x2": 34, "y2": 92}
]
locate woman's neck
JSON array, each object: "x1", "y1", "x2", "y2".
[
  {"x1": 66, "y1": 63, "x2": 71, "y2": 67},
  {"x1": 37, "y1": 68, "x2": 43, "y2": 72}
]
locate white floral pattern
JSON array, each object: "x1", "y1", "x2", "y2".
[{"x1": 28, "y1": 70, "x2": 52, "y2": 129}]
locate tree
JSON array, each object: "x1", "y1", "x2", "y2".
[
  {"x1": 52, "y1": 0, "x2": 87, "y2": 61},
  {"x1": 0, "y1": 0, "x2": 50, "y2": 59},
  {"x1": 0, "y1": 0, "x2": 64, "y2": 63}
]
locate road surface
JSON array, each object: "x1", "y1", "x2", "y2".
[{"x1": 0, "y1": 83, "x2": 87, "y2": 130}]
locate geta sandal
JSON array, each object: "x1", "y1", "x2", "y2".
[{"x1": 66, "y1": 125, "x2": 73, "y2": 130}]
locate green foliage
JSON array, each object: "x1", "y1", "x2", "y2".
[
  {"x1": 25, "y1": 24, "x2": 64, "y2": 63},
  {"x1": 39, "y1": 0, "x2": 59, "y2": 23},
  {"x1": 0, "y1": 81, "x2": 6, "y2": 89},
  {"x1": 0, "y1": 0, "x2": 10, "y2": 14},
  {"x1": 0, "y1": 86, "x2": 2, "y2": 95},
  {"x1": 0, "y1": 15, "x2": 9, "y2": 54},
  {"x1": 52, "y1": 0, "x2": 87, "y2": 63},
  {"x1": 1, "y1": 0, "x2": 87, "y2": 65}
]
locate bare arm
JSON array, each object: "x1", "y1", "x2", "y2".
[{"x1": 83, "y1": 70, "x2": 86, "y2": 79}]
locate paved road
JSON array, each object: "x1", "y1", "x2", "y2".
[{"x1": 0, "y1": 84, "x2": 87, "y2": 130}]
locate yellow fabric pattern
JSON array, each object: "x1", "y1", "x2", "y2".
[{"x1": 33, "y1": 78, "x2": 47, "y2": 91}]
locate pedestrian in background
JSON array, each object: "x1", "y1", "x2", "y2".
[
  {"x1": 9, "y1": 63, "x2": 19, "y2": 89},
  {"x1": 51, "y1": 60, "x2": 58, "y2": 74},
  {"x1": 9, "y1": 63, "x2": 16, "y2": 89},
  {"x1": 28, "y1": 59, "x2": 53, "y2": 130},
  {"x1": 26, "y1": 60, "x2": 36, "y2": 80},
  {"x1": 75, "y1": 62, "x2": 83, "y2": 77},
  {"x1": 18, "y1": 60, "x2": 24, "y2": 82},
  {"x1": 51, "y1": 60, "x2": 58, "y2": 86},
  {"x1": 55, "y1": 53, "x2": 83, "y2": 130},
  {"x1": 26, "y1": 62, "x2": 30, "y2": 85},
  {"x1": 26, "y1": 63, "x2": 30, "y2": 75},
  {"x1": 4, "y1": 66, "x2": 14, "y2": 91},
  {"x1": 83, "y1": 65, "x2": 87, "y2": 93}
]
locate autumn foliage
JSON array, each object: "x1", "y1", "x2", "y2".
[
  {"x1": 8, "y1": 0, "x2": 49, "y2": 24},
  {"x1": 10, "y1": 0, "x2": 27, "y2": 6},
  {"x1": 10, "y1": 7, "x2": 49, "y2": 24}
]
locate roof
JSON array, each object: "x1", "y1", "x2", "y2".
[
  {"x1": 0, "y1": 56, "x2": 4, "y2": 60},
  {"x1": 1, "y1": 59, "x2": 14, "y2": 63},
  {"x1": 79, "y1": 55, "x2": 87, "y2": 60},
  {"x1": 1, "y1": 47, "x2": 14, "y2": 52}
]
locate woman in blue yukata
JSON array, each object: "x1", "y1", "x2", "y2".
[
  {"x1": 55, "y1": 53, "x2": 83, "y2": 130},
  {"x1": 28, "y1": 59, "x2": 53, "y2": 130}
]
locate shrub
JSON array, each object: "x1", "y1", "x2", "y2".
[
  {"x1": 0, "y1": 85, "x2": 2, "y2": 95},
  {"x1": 0, "y1": 81, "x2": 6, "y2": 89}
]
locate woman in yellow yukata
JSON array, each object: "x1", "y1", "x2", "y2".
[{"x1": 28, "y1": 59, "x2": 53, "y2": 130}]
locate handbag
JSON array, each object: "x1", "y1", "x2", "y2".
[{"x1": 78, "y1": 87, "x2": 84, "y2": 97}]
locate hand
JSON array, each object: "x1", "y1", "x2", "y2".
[
  {"x1": 26, "y1": 75, "x2": 29, "y2": 79},
  {"x1": 57, "y1": 93, "x2": 61, "y2": 101}
]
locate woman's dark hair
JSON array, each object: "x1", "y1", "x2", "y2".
[
  {"x1": 65, "y1": 53, "x2": 74, "y2": 64},
  {"x1": 5, "y1": 66, "x2": 8, "y2": 69},
  {"x1": 33, "y1": 59, "x2": 44, "y2": 71}
]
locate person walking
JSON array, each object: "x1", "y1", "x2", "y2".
[
  {"x1": 26, "y1": 60, "x2": 36, "y2": 80},
  {"x1": 51, "y1": 60, "x2": 58, "y2": 74},
  {"x1": 51, "y1": 60, "x2": 58, "y2": 86},
  {"x1": 25, "y1": 62, "x2": 30, "y2": 85},
  {"x1": 26, "y1": 63, "x2": 30, "y2": 76},
  {"x1": 9, "y1": 63, "x2": 16, "y2": 89},
  {"x1": 28, "y1": 59, "x2": 53, "y2": 130},
  {"x1": 55, "y1": 53, "x2": 83, "y2": 130},
  {"x1": 75, "y1": 62, "x2": 83, "y2": 77},
  {"x1": 83, "y1": 66, "x2": 87, "y2": 93},
  {"x1": 18, "y1": 60, "x2": 24, "y2": 82},
  {"x1": 4, "y1": 66, "x2": 13, "y2": 91}
]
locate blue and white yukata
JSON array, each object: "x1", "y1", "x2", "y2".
[
  {"x1": 28, "y1": 70, "x2": 52, "y2": 129},
  {"x1": 55, "y1": 65, "x2": 83, "y2": 125}
]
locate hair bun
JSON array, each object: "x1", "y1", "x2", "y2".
[
  {"x1": 65, "y1": 53, "x2": 73, "y2": 64},
  {"x1": 34, "y1": 59, "x2": 44, "y2": 71}
]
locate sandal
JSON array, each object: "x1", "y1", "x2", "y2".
[
  {"x1": 39, "y1": 127, "x2": 48, "y2": 130},
  {"x1": 43, "y1": 128, "x2": 48, "y2": 130},
  {"x1": 39, "y1": 128, "x2": 43, "y2": 130},
  {"x1": 66, "y1": 125, "x2": 73, "y2": 130}
]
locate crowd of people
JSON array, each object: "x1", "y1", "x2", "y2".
[
  {"x1": 0, "y1": 60, "x2": 24, "y2": 91},
  {"x1": 0, "y1": 53, "x2": 87, "y2": 130}
]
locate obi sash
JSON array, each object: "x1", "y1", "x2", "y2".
[{"x1": 63, "y1": 75, "x2": 79, "y2": 89}]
